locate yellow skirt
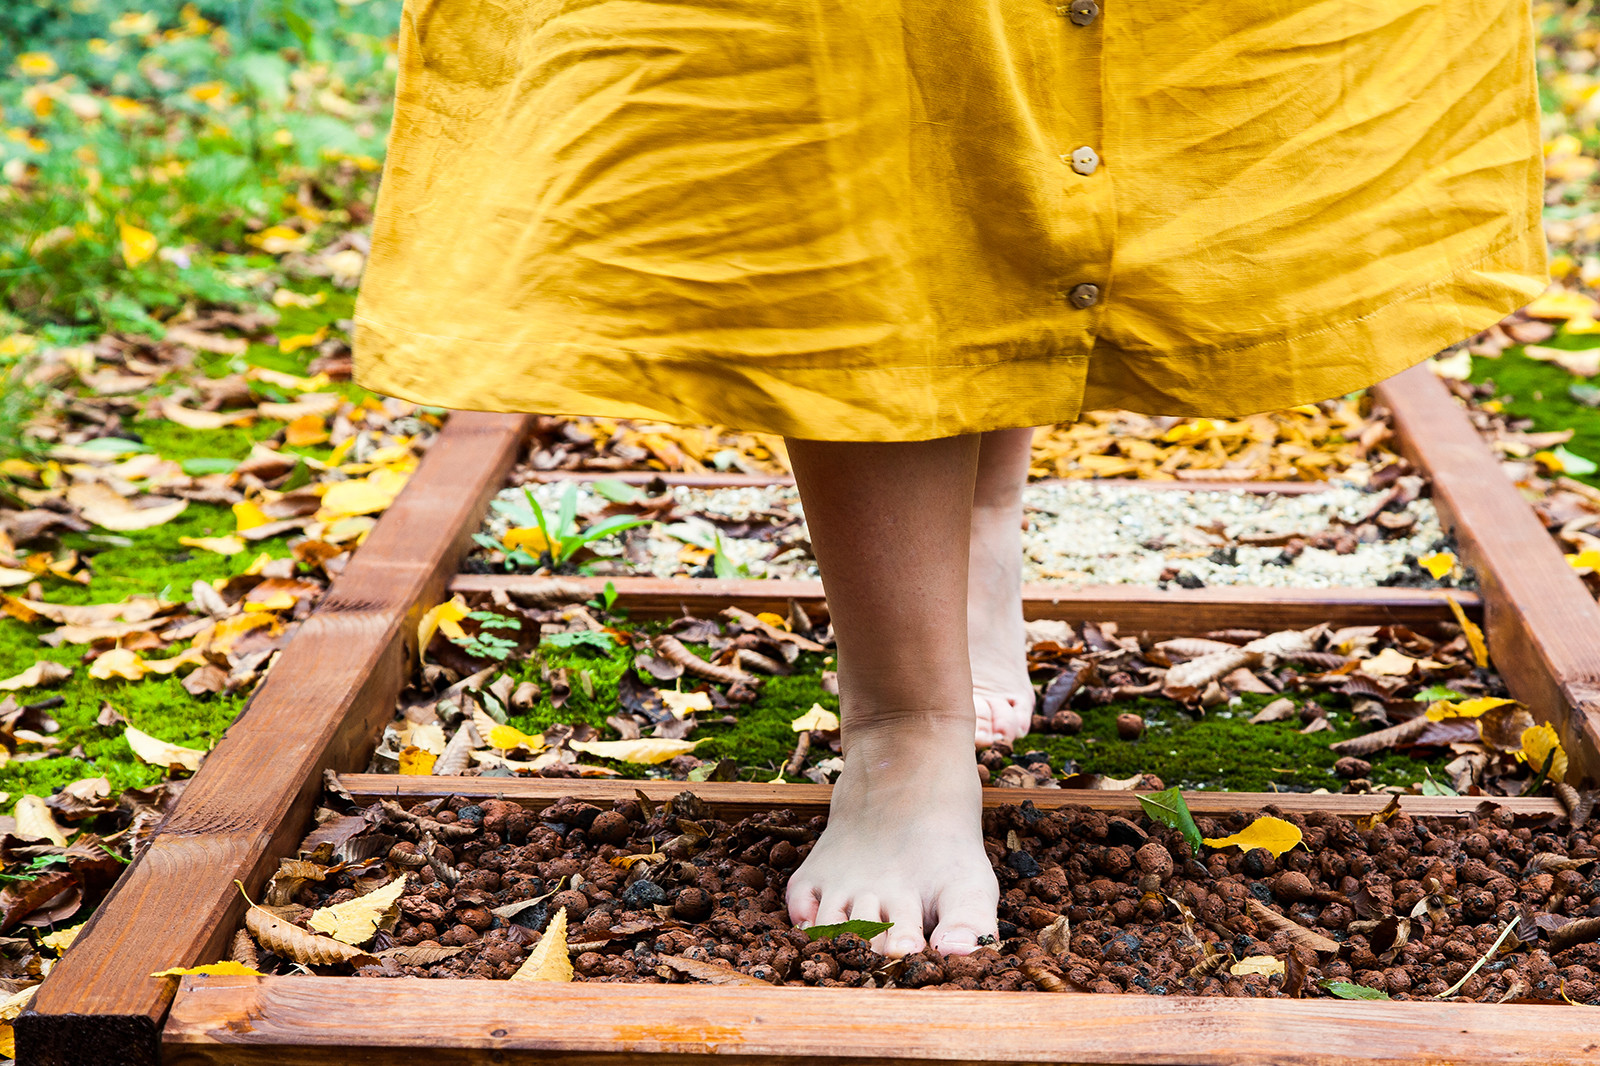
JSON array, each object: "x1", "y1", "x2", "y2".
[{"x1": 353, "y1": 0, "x2": 1550, "y2": 442}]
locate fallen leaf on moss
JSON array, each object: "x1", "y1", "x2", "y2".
[
  {"x1": 790, "y1": 704, "x2": 839, "y2": 732},
  {"x1": 317, "y1": 467, "x2": 409, "y2": 521},
  {"x1": 232, "y1": 500, "x2": 270, "y2": 531},
  {"x1": 660, "y1": 690, "x2": 713, "y2": 719},
  {"x1": 1359, "y1": 647, "x2": 1441, "y2": 677},
  {"x1": 66, "y1": 482, "x2": 188, "y2": 531},
  {"x1": 487, "y1": 724, "x2": 544, "y2": 752},
  {"x1": 178, "y1": 535, "x2": 245, "y2": 556},
  {"x1": 0, "y1": 661, "x2": 71, "y2": 691},
  {"x1": 1425, "y1": 697, "x2": 1517, "y2": 722},
  {"x1": 308, "y1": 874, "x2": 407, "y2": 945},
  {"x1": 509, "y1": 906, "x2": 573, "y2": 982},
  {"x1": 150, "y1": 961, "x2": 265, "y2": 977},
  {"x1": 570, "y1": 738, "x2": 700, "y2": 765},
  {"x1": 89, "y1": 648, "x2": 146, "y2": 681},
  {"x1": 1203, "y1": 816, "x2": 1303, "y2": 858},
  {"x1": 125, "y1": 725, "x2": 205, "y2": 773},
  {"x1": 1230, "y1": 955, "x2": 1285, "y2": 977}
]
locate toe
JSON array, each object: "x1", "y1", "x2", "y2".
[
  {"x1": 881, "y1": 894, "x2": 927, "y2": 958},
  {"x1": 813, "y1": 893, "x2": 851, "y2": 930},
  {"x1": 929, "y1": 881, "x2": 999, "y2": 957},
  {"x1": 973, "y1": 696, "x2": 999, "y2": 749},
  {"x1": 785, "y1": 879, "x2": 820, "y2": 928}
]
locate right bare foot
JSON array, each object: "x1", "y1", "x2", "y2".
[{"x1": 784, "y1": 714, "x2": 999, "y2": 958}]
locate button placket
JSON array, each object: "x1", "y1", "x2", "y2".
[
  {"x1": 1056, "y1": 0, "x2": 1098, "y2": 26},
  {"x1": 1054, "y1": 0, "x2": 1104, "y2": 313}
]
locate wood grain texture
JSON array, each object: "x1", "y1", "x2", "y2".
[
  {"x1": 451, "y1": 574, "x2": 1478, "y2": 636},
  {"x1": 162, "y1": 975, "x2": 1600, "y2": 1066},
  {"x1": 16, "y1": 413, "x2": 531, "y2": 1066},
  {"x1": 527, "y1": 470, "x2": 1331, "y2": 494},
  {"x1": 336, "y1": 775, "x2": 1561, "y2": 821},
  {"x1": 1375, "y1": 366, "x2": 1600, "y2": 784}
]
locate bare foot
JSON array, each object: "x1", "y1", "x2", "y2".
[
  {"x1": 969, "y1": 503, "x2": 1034, "y2": 748},
  {"x1": 785, "y1": 715, "x2": 999, "y2": 957}
]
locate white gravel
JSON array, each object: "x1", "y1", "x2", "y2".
[{"x1": 479, "y1": 479, "x2": 1455, "y2": 589}]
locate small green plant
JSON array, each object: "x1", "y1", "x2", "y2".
[
  {"x1": 449, "y1": 610, "x2": 521, "y2": 661},
  {"x1": 542, "y1": 630, "x2": 615, "y2": 654},
  {"x1": 485, "y1": 484, "x2": 653, "y2": 574},
  {"x1": 585, "y1": 580, "x2": 620, "y2": 615}
]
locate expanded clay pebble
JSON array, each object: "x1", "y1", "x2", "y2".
[{"x1": 267, "y1": 794, "x2": 1600, "y2": 1002}]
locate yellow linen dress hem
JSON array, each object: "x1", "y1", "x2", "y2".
[{"x1": 353, "y1": 217, "x2": 1546, "y2": 443}]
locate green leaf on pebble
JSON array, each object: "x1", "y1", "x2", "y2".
[
  {"x1": 1319, "y1": 979, "x2": 1391, "y2": 1000},
  {"x1": 804, "y1": 919, "x2": 892, "y2": 942},
  {"x1": 1136, "y1": 786, "x2": 1203, "y2": 851},
  {"x1": 1552, "y1": 444, "x2": 1599, "y2": 476},
  {"x1": 180, "y1": 458, "x2": 237, "y2": 476}
]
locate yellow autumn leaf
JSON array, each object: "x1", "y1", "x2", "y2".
[
  {"x1": 40, "y1": 923, "x2": 83, "y2": 955},
  {"x1": 1570, "y1": 549, "x2": 1600, "y2": 572},
  {"x1": 140, "y1": 648, "x2": 207, "y2": 676},
  {"x1": 791, "y1": 704, "x2": 840, "y2": 732},
  {"x1": 125, "y1": 725, "x2": 205, "y2": 773},
  {"x1": 1519, "y1": 724, "x2": 1569, "y2": 785},
  {"x1": 246, "y1": 225, "x2": 310, "y2": 254},
  {"x1": 569, "y1": 738, "x2": 701, "y2": 765},
  {"x1": 1229, "y1": 955, "x2": 1285, "y2": 977},
  {"x1": 89, "y1": 647, "x2": 146, "y2": 681},
  {"x1": 15, "y1": 53, "x2": 58, "y2": 76},
  {"x1": 1203, "y1": 815, "x2": 1303, "y2": 858},
  {"x1": 1524, "y1": 287, "x2": 1600, "y2": 320},
  {"x1": 660, "y1": 690, "x2": 713, "y2": 719},
  {"x1": 509, "y1": 906, "x2": 573, "y2": 982},
  {"x1": 192, "y1": 612, "x2": 278, "y2": 655},
  {"x1": 503, "y1": 527, "x2": 552, "y2": 553},
  {"x1": 277, "y1": 327, "x2": 328, "y2": 354},
  {"x1": 284, "y1": 413, "x2": 329, "y2": 447},
  {"x1": 398, "y1": 746, "x2": 437, "y2": 775},
  {"x1": 232, "y1": 500, "x2": 270, "y2": 532},
  {"x1": 317, "y1": 466, "x2": 409, "y2": 521},
  {"x1": 755, "y1": 611, "x2": 789, "y2": 630},
  {"x1": 1445, "y1": 593, "x2": 1489, "y2": 668},
  {"x1": 417, "y1": 595, "x2": 470, "y2": 662},
  {"x1": 117, "y1": 220, "x2": 158, "y2": 267},
  {"x1": 1425, "y1": 697, "x2": 1516, "y2": 722},
  {"x1": 1418, "y1": 552, "x2": 1456, "y2": 580},
  {"x1": 488, "y1": 724, "x2": 544, "y2": 752},
  {"x1": 243, "y1": 591, "x2": 296, "y2": 612},
  {"x1": 308, "y1": 873, "x2": 408, "y2": 945},
  {"x1": 150, "y1": 961, "x2": 265, "y2": 978},
  {"x1": 178, "y1": 535, "x2": 245, "y2": 556}
]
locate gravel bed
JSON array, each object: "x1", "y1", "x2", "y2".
[
  {"x1": 272, "y1": 791, "x2": 1600, "y2": 1003},
  {"x1": 476, "y1": 480, "x2": 1460, "y2": 590}
]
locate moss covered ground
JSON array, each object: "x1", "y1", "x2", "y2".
[
  {"x1": 1470, "y1": 343, "x2": 1600, "y2": 490},
  {"x1": 481, "y1": 630, "x2": 1450, "y2": 792}
]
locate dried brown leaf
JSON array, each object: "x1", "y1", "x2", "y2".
[
  {"x1": 657, "y1": 954, "x2": 774, "y2": 987},
  {"x1": 1246, "y1": 898, "x2": 1339, "y2": 954}
]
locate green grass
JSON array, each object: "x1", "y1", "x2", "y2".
[{"x1": 1470, "y1": 343, "x2": 1600, "y2": 489}]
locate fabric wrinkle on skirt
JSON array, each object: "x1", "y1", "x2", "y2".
[{"x1": 352, "y1": 0, "x2": 1551, "y2": 442}]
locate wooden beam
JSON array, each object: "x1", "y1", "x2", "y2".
[
  {"x1": 335, "y1": 775, "x2": 1561, "y2": 822},
  {"x1": 1375, "y1": 366, "x2": 1600, "y2": 784},
  {"x1": 16, "y1": 413, "x2": 532, "y2": 1066},
  {"x1": 525, "y1": 470, "x2": 1332, "y2": 494},
  {"x1": 450, "y1": 574, "x2": 1477, "y2": 637},
  {"x1": 162, "y1": 975, "x2": 1594, "y2": 1066}
]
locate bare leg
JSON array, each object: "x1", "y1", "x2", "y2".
[
  {"x1": 783, "y1": 435, "x2": 999, "y2": 958},
  {"x1": 970, "y1": 427, "x2": 1037, "y2": 748}
]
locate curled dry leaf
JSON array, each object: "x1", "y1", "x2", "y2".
[
  {"x1": 13, "y1": 795, "x2": 69, "y2": 847},
  {"x1": 377, "y1": 944, "x2": 466, "y2": 965},
  {"x1": 790, "y1": 704, "x2": 839, "y2": 732},
  {"x1": 509, "y1": 905, "x2": 573, "y2": 982},
  {"x1": 308, "y1": 873, "x2": 407, "y2": 945},
  {"x1": 570, "y1": 737, "x2": 700, "y2": 765},
  {"x1": 1229, "y1": 955, "x2": 1285, "y2": 977},
  {"x1": 231, "y1": 928, "x2": 260, "y2": 970},
  {"x1": 244, "y1": 902, "x2": 373, "y2": 966},
  {"x1": 124, "y1": 725, "x2": 206, "y2": 773},
  {"x1": 0, "y1": 661, "x2": 71, "y2": 692},
  {"x1": 265, "y1": 858, "x2": 328, "y2": 907},
  {"x1": 1037, "y1": 914, "x2": 1071, "y2": 956},
  {"x1": 657, "y1": 955, "x2": 774, "y2": 987},
  {"x1": 651, "y1": 635, "x2": 747, "y2": 686},
  {"x1": 1248, "y1": 697, "x2": 1297, "y2": 724},
  {"x1": 1245, "y1": 898, "x2": 1339, "y2": 954}
]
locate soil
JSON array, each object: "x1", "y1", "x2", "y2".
[{"x1": 261, "y1": 791, "x2": 1600, "y2": 1003}]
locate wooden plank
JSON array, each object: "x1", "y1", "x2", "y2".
[
  {"x1": 162, "y1": 975, "x2": 1600, "y2": 1066},
  {"x1": 1375, "y1": 365, "x2": 1600, "y2": 783},
  {"x1": 451, "y1": 574, "x2": 1477, "y2": 637},
  {"x1": 526, "y1": 470, "x2": 1332, "y2": 494},
  {"x1": 336, "y1": 774, "x2": 1561, "y2": 821},
  {"x1": 16, "y1": 413, "x2": 532, "y2": 1066}
]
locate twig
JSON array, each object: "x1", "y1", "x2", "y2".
[
  {"x1": 783, "y1": 731, "x2": 811, "y2": 778},
  {"x1": 1437, "y1": 914, "x2": 1518, "y2": 999}
]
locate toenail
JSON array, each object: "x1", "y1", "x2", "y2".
[
  {"x1": 890, "y1": 937, "x2": 920, "y2": 956},
  {"x1": 939, "y1": 929, "x2": 978, "y2": 951}
]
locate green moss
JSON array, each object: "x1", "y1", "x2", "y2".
[
  {"x1": 1469, "y1": 344, "x2": 1600, "y2": 489},
  {"x1": 1013, "y1": 691, "x2": 1438, "y2": 792},
  {"x1": 0, "y1": 614, "x2": 245, "y2": 797},
  {"x1": 494, "y1": 633, "x2": 1451, "y2": 790}
]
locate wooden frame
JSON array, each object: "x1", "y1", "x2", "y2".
[{"x1": 22, "y1": 365, "x2": 1600, "y2": 1065}]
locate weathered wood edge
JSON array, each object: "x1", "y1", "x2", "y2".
[
  {"x1": 16, "y1": 412, "x2": 532, "y2": 1066},
  {"x1": 1374, "y1": 366, "x2": 1600, "y2": 784},
  {"x1": 450, "y1": 574, "x2": 1479, "y2": 636},
  {"x1": 525, "y1": 469, "x2": 1333, "y2": 494},
  {"x1": 334, "y1": 774, "x2": 1561, "y2": 821},
  {"x1": 161, "y1": 975, "x2": 1600, "y2": 1066}
]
